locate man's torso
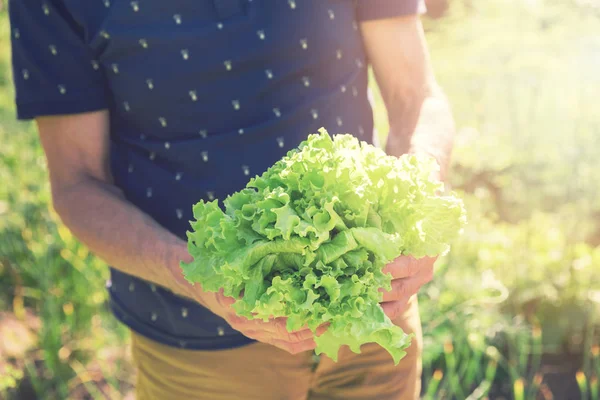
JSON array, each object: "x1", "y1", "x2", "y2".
[{"x1": 27, "y1": 0, "x2": 377, "y2": 348}]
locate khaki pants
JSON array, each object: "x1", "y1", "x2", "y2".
[{"x1": 131, "y1": 297, "x2": 422, "y2": 400}]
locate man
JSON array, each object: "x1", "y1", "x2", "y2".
[{"x1": 9, "y1": 0, "x2": 454, "y2": 398}]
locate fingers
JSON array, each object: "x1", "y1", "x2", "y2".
[
  {"x1": 381, "y1": 296, "x2": 412, "y2": 320},
  {"x1": 315, "y1": 323, "x2": 329, "y2": 337},
  {"x1": 241, "y1": 322, "x2": 318, "y2": 355},
  {"x1": 383, "y1": 256, "x2": 436, "y2": 279},
  {"x1": 227, "y1": 315, "x2": 315, "y2": 342},
  {"x1": 274, "y1": 319, "x2": 316, "y2": 342},
  {"x1": 210, "y1": 291, "x2": 321, "y2": 356},
  {"x1": 215, "y1": 289, "x2": 237, "y2": 307},
  {"x1": 242, "y1": 332, "x2": 317, "y2": 355},
  {"x1": 380, "y1": 276, "x2": 422, "y2": 302},
  {"x1": 269, "y1": 338, "x2": 317, "y2": 354}
]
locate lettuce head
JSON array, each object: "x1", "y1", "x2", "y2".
[{"x1": 181, "y1": 129, "x2": 466, "y2": 364}]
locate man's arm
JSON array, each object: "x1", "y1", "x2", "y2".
[
  {"x1": 36, "y1": 111, "x2": 195, "y2": 299},
  {"x1": 35, "y1": 111, "x2": 319, "y2": 354},
  {"x1": 360, "y1": 14, "x2": 455, "y2": 319},
  {"x1": 360, "y1": 14, "x2": 455, "y2": 181}
]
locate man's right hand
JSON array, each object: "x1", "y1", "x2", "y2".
[
  {"x1": 168, "y1": 242, "x2": 322, "y2": 355},
  {"x1": 198, "y1": 289, "x2": 322, "y2": 355}
]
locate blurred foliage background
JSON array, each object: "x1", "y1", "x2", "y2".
[{"x1": 1, "y1": 0, "x2": 600, "y2": 398}]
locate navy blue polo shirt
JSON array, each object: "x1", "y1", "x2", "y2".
[{"x1": 9, "y1": 0, "x2": 425, "y2": 350}]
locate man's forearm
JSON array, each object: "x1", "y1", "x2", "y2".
[
  {"x1": 385, "y1": 87, "x2": 455, "y2": 181},
  {"x1": 53, "y1": 178, "x2": 194, "y2": 298}
]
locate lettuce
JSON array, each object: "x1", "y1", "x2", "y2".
[{"x1": 181, "y1": 129, "x2": 466, "y2": 364}]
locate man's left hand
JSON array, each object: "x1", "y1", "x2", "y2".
[{"x1": 379, "y1": 256, "x2": 436, "y2": 320}]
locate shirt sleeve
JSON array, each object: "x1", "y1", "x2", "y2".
[
  {"x1": 8, "y1": 0, "x2": 110, "y2": 120},
  {"x1": 356, "y1": 0, "x2": 427, "y2": 21}
]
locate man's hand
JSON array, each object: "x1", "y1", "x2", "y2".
[
  {"x1": 198, "y1": 289, "x2": 325, "y2": 355},
  {"x1": 380, "y1": 256, "x2": 436, "y2": 320},
  {"x1": 168, "y1": 243, "x2": 323, "y2": 355},
  {"x1": 361, "y1": 15, "x2": 451, "y2": 322}
]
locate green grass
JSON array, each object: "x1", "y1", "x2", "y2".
[{"x1": 1, "y1": 0, "x2": 600, "y2": 398}]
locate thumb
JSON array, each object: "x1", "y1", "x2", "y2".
[{"x1": 216, "y1": 289, "x2": 237, "y2": 307}]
